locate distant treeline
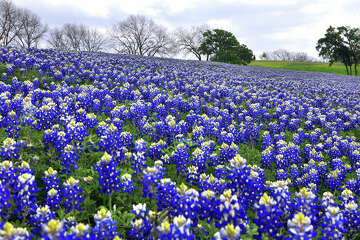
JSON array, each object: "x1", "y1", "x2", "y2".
[
  {"x1": 0, "y1": 0, "x2": 252, "y2": 65},
  {"x1": 258, "y1": 49, "x2": 315, "y2": 62},
  {"x1": 1, "y1": 0, "x2": 358, "y2": 71}
]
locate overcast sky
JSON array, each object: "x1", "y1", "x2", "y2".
[{"x1": 13, "y1": 0, "x2": 360, "y2": 59}]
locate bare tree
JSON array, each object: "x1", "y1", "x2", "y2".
[
  {"x1": 63, "y1": 24, "x2": 86, "y2": 51},
  {"x1": 0, "y1": 0, "x2": 21, "y2": 47},
  {"x1": 260, "y1": 49, "x2": 314, "y2": 62},
  {"x1": 272, "y1": 49, "x2": 291, "y2": 61},
  {"x1": 48, "y1": 23, "x2": 107, "y2": 52},
  {"x1": 81, "y1": 28, "x2": 107, "y2": 52},
  {"x1": 48, "y1": 28, "x2": 67, "y2": 51},
  {"x1": 110, "y1": 15, "x2": 173, "y2": 56},
  {"x1": 175, "y1": 24, "x2": 208, "y2": 60},
  {"x1": 293, "y1": 52, "x2": 311, "y2": 62},
  {"x1": 16, "y1": 8, "x2": 47, "y2": 48}
]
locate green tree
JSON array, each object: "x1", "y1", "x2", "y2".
[
  {"x1": 199, "y1": 29, "x2": 254, "y2": 65},
  {"x1": 338, "y1": 26, "x2": 360, "y2": 75},
  {"x1": 316, "y1": 26, "x2": 360, "y2": 76}
]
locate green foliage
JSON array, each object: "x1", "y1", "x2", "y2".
[
  {"x1": 199, "y1": 29, "x2": 254, "y2": 65},
  {"x1": 316, "y1": 25, "x2": 360, "y2": 75}
]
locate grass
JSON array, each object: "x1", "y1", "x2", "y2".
[{"x1": 249, "y1": 60, "x2": 349, "y2": 75}]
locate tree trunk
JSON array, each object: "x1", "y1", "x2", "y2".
[
  {"x1": 355, "y1": 63, "x2": 358, "y2": 76},
  {"x1": 196, "y1": 53, "x2": 201, "y2": 61},
  {"x1": 206, "y1": 54, "x2": 209, "y2": 61},
  {"x1": 349, "y1": 65, "x2": 353, "y2": 76},
  {"x1": 345, "y1": 64, "x2": 349, "y2": 75}
]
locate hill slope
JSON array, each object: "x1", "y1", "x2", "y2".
[{"x1": 249, "y1": 60, "x2": 348, "y2": 75}]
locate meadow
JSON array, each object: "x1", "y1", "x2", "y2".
[
  {"x1": 249, "y1": 60, "x2": 348, "y2": 75},
  {"x1": 0, "y1": 48, "x2": 360, "y2": 240}
]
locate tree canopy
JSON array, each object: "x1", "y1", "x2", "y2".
[
  {"x1": 199, "y1": 29, "x2": 254, "y2": 65},
  {"x1": 316, "y1": 26, "x2": 360, "y2": 76}
]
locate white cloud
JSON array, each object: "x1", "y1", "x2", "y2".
[
  {"x1": 219, "y1": 0, "x2": 298, "y2": 5},
  {"x1": 13, "y1": 0, "x2": 360, "y2": 58},
  {"x1": 207, "y1": 18, "x2": 234, "y2": 31}
]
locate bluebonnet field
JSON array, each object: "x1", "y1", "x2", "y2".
[{"x1": 0, "y1": 47, "x2": 360, "y2": 240}]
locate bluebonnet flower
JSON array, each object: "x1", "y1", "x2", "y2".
[
  {"x1": 82, "y1": 176, "x2": 94, "y2": 185},
  {"x1": 261, "y1": 146, "x2": 274, "y2": 169},
  {"x1": 0, "y1": 137, "x2": 19, "y2": 160},
  {"x1": 17, "y1": 161, "x2": 33, "y2": 175},
  {"x1": 28, "y1": 205, "x2": 56, "y2": 236},
  {"x1": 131, "y1": 151, "x2": 147, "y2": 174},
  {"x1": 171, "y1": 143, "x2": 190, "y2": 175},
  {"x1": 266, "y1": 180, "x2": 293, "y2": 217},
  {"x1": 91, "y1": 208, "x2": 119, "y2": 240},
  {"x1": 4, "y1": 110, "x2": 21, "y2": 138},
  {"x1": 0, "y1": 180, "x2": 11, "y2": 220},
  {"x1": 198, "y1": 174, "x2": 227, "y2": 195},
  {"x1": 13, "y1": 173, "x2": 38, "y2": 218},
  {"x1": 288, "y1": 212, "x2": 317, "y2": 239},
  {"x1": 326, "y1": 168, "x2": 345, "y2": 191},
  {"x1": 208, "y1": 152, "x2": 220, "y2": 167},
  {"x1": 320, "y1": 192, "x2": 336, "y2": 212},
  {"x1": 174, "y1": 184, "x2": 200, "y2": 226},
  {"x1": 66, "y1": 120, "x2": 88, "y2": 143},
  {"x1": 58, "y1": 144, "x2": 80, "y2": 175},
  {"x1": 215, "y1": 189, "x2": 248, "y2": 234},
  {"x1": 41, "y1": 219, "x2": 66, "y2": 240},
  {"x1": 214, "y1": 164, "x2": 227, "y2": 179},
  {"x1": 254, "y1": 192, "x2": 284, "y2": 240},
  {"x1": 43, "y1": 167, "x2": 61, "y2": 192},
  {"x1": 156, "y1": 178, "x2": 177, "y2": 211},
  {"x1": 186, "y1": 165, "x2": 200, "y2": 184},
  {"x1": 198, "y1": 190, "x2": 220, "y2": 223},
  {"x1": 135, "y1": 138, "x2": 147, "y2": 152},
  {"x1": 320, "y1": 206, "x2": 344, "y2": 240},
  {"x1": 262, "y1": 131, "x2": 273, "y2": 150},
  {"x1": 227, "y1": 154, "x2": 250, "y2": 201},
  {"x1": 45, "y1": 188, "x2": 61, "y2": 211},
  {"x1": 63, "y1": 216, "x2": 76, "y2": 232},
  {"x1": 201, "y1": 140, "x2": 216, "y2": 156},
  {"x1": 243, "y1": 167, "x2": 265, "y2": 207},
  {"x1": 0, "y1": 160, "x2": 17, "y2": 189},
  {"x1": 53, "y1": 130, "x2": 70, "y2": 152},
  {"x1": 294, "y1": 187, "x2": 319, "y2": 226},
  {"x1": 157, "y1": 215, "x2": 194, "y2": 240},
  {"x1": 0, "y1": 222, "x2": 32, "y2": 240},
  {"x1": 329, "y1": 146, "x2": 342, "y2": 159},
  {"x1": 1, "y1": 72, "x2": 7, "y2": 82},
  {"x1": 343, "y1": 201, "x2": 360, "y2": 238},
  {"x1": 121, "y1": 173, "x2": 135, "y2": 193},
  {"x1": 129, "y1": 203, "x2": 153, "y2": 240},
  {"x1": 147, "y1": 139, "x2": 166, "y2": 160},
  {"x1": 339, "y1": 188, "x2": 357, "y2": 205},
  {"x1": 142, "y1": 164, "x2": 164, "y2": 199},
  {"x1": 349, "y1": 149, "x2": 360, "y2": 167},
  {"x1": 213, "y1": 223, "x2": 241, "y2": 240},
  {"x1": 191, "y1": 148, "x2": 207, "y2": 173},
  {"x1": 97, "y1": 124, "x2": 120, "y2": 154},
  {"x1": 316, "y1": 161, "x2": 328, "y2": 180},
  {"x1": 219, "y1": 142, "x2": 238, "y2": 165},
  {"x1": 33, "y1": 100, "x2": 58, "y2": 130},
  {"x1": 62, "y1": 177, "x2": 84, "y2": 213},
  {"x1": 69, "y1": 223, "x2": 91, "y2": 239},
  {"x1": 84, "y1": 113, "x2": 98, "y2": 129},
  {"x1": 94, "y1": 152, "x2": 121, "y2": 194},
  {"x1": 276, "y1": 169, "x2": 287, "y2": 181}
]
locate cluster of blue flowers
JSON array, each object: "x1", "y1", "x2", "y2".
[{"x1": 1, "y1": 46, "x2": 360, "y2": 239}]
